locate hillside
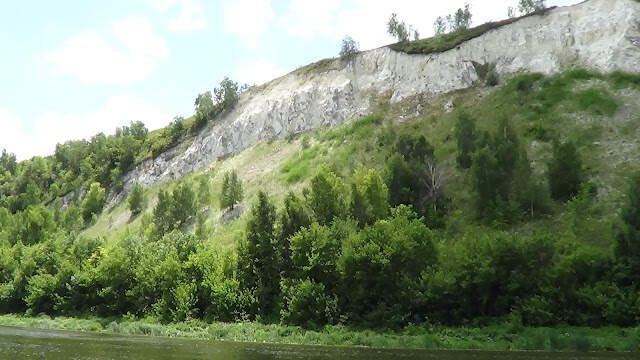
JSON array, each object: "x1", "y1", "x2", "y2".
[{"x1": 1, "y1": 0, "x2": 640, "y2": 346}]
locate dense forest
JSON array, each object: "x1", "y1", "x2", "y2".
[{"x1": 1, "y1": 69, "x2": 640, "y2": 330}]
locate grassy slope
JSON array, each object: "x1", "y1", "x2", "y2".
[
  {"x1": 390, "y1": 8, "x2": 554, "y2": 55},
  {"x1": 84, "y1": 70, "x2": 640, "y2": 254}
]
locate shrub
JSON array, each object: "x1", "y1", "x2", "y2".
[
  {"x1": 127, "y1": 183, "x2": 145, "y2": 216},
  {"x1": 280, "y1": 279, "x2": 338, "y2": 327},
  {"x1": 339, "y1": 36, "x2": 359, "y2": 59},
  {"x1": 81, "y1": 182, "x2": 106, "y2": 223}
]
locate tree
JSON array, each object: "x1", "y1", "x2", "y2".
[
  {"x1": 276, "y1": 192, "x2": 312, "y2": 277},
  {"x1": 387, "y1": 13, "x2": 409, "y2": 42},
  {"x1": 433, "y1": 16, "x2": 447, "y2": 35},
  {"x1": 127, "y1": 183, "x2": 145, "y2": 216},
  {"x1": 220, "y1": 170, "x2": 243, "y2": 210},
  {"x1": 214, "y1": 77, "x2": 240, "y2": 111},
  {"x1": 518, "y1": 0, "x2": 546, "y2": 15},
  {"x1": 547, "y1": 140, "x2": 584, "y2": 201},
  {"x1": 170, "y1": 182, "x2": 197, "y2": 229},
  {"x1": 197, "y1": 176, "x2": 211, "y2": 208},
  {"x1": 306, "y1": 166, "x2": 348, "y2": 226},
  {"x1": 339, "y1": 206, "x2": 437, "y2": 325},
  {"x1": 451, "y1": 3, "x2": 472, "y2": 32},
  {"x1": 0, "y1": 149, "x2": 16, "y2": 175},
  {"x1": 193, "y1": 92, "x2": 214, "y2": 130},
  {"x1": 616, "y1": 172, "x2": 640, "y2": 287},
  {"x1": 350, "y1": 168, "x2": 389, "y2": 227},
  {"x1": 239, "y1": 191, "x2": 279, "y2": 318},
  {"x1": 339, "y1": 36, "x2": 359, "y2": 59},
  {"x1": 455, "y1": 112, "x2": 476, "y2": 169},
  {"x1": 82, "y1": 182, "x2": 106, "y2": 222}
]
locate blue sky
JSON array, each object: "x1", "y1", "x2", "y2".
[{"x1": 0, "y1": 0, "x2": 580, "y2": 160}]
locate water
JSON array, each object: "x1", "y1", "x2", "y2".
[{"x1": 0, "y1": 326, "x2": 634, "y2": 360}]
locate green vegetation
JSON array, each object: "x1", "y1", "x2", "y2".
[
  {"x1": 127, "y1": 183, "x2": 145, "y2": 216},
  {"x1": 219, "y1": 170, "x2": 243, "y2": 210},
  {"x1": 392, "y1": 7, "x2": 553, "y2": 55},
  {"x1": 1, "y1": 314, "x2": 639, "y2": 352},
  {"x1": 1, "y1": 69, "x2": 640, "y2": 351}
]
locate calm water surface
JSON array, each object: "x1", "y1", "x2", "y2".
[{"x1": 0, "y1": 326, "x2": 635, "y2": 360}]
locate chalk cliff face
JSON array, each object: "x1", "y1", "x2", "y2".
[{"x1": 109, "y1": 0, "x2": 640, "y2": 206}]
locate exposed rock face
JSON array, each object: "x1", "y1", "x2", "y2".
[{"x1": 108, "y1": 0, "x2": 640, "y2": 207}]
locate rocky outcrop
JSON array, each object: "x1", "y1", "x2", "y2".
[{"x1": 108, "y1": 0, "x2": 640, "y2": 207}]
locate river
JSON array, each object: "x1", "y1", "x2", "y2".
[{"x1": 0, "y1": 326, "x2": 635, "y2": 360}]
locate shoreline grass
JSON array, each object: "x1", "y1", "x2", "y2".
[{"x1": 0, "y1": 314, "x2": 638, "y2": 352}]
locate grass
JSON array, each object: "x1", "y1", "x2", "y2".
[
  {"x1": 86, "y1": 69, "x2": 640, "y2": 255},
  {"x1": 391, "y1": 8, "x2": 554, "y2": 55},
  {"x1": 0, "y1": 314, "x2": 638, "y2": 352}
]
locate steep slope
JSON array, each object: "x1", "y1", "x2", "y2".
[{"x1": 110, "y1": 0, "x2": 640, "y2": 207}]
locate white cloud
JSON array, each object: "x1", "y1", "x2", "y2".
[
  {"x1": 44, "y1": 16, "x2": 168, "y2": 84},
  {"x1": 0, "y1": 108, "x2": 24, "y2": 157},
  {"x1": 279, "y1": 0, "x2": 341, "y2": 40},
  {"x1": 224, "y1": 0, "x2": 274, "y2": 47},
  {"x1": 234, "y1": 58, "x2": 288, "y2": 86},
  {"x1": 149, "y1": 0, "x2": 207, "y2": 32},
  {"x1": 0, "y1": 97, "x2": 171, "y2": 161}
]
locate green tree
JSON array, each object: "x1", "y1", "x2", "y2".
[
  {"x1": 238, "y1": 191, "x2": 279, "y2": 318},
  {"x1": 387, "y1": 13, "x2": 409, "y2": 42},
  {"x1": 153, "y1": 189, "x2": 173, "y2": 235},
  {"x1": 276, "y1": 192, "x2": 312, "y2": 277},
  {"x1": 350, "y1": 168, "x2": 389, "y2": 227},
  {"x1": 81, "y1": 182, "x2": 106, "y2": 223},
  {"x1": 547, "y1": 140, "x2": 584, "y2": 201},
  {"x1": 306, "y1": 166, "x2": 348, "y2": 226},
  {"x1": 220, "y1": 170, "x2": 243, "y2": 210},
  {"x1": 339, "y1": 36, "x2": 359, "y2": 59},
  {"x1": 451, "y1": 3, "x2": 472, "y2": 31},
  {"x1": 290, "y1": 223, "x2": 340, "y2": 286},
  {"x1": 615, "y1": 172, "x2": 640, "y2": 287},
  {"x1": 170, "y1": 182, "x2": 197, "y2": 229},
  {"x1": 519, "y1": 0, "x2": 546, "y2": 15},
  {"x1": 127, "y1": 183, "x2": 145, "y2": 216},
  {"x1": 455, "y1": 112, "x2": 476, "y2": 169},
  {"x1": 339, "y1": 206, "x2": 437, "y2": 326},
  {"x1": 197, "y1": 176, "x2": 211, "y2": 208},
  {"x1": 433, "y1": 16, "x2": 447, "y2": 35},
  {"x1": 214, "y1": 77, "x2": 240, "y2": 111}
]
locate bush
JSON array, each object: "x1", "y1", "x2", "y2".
[
  {"x1": 547, "y1": 140, "x2": 584, "y2": 201},
  {"x1": 127, "y1": 183, "x2": 145, "y2": 216},
  {"x1": 280, "y1": 279, "x2": 338, "y2": 328},
  {"x1": 339, "y1": 36, "x2": 359, "y2": 59},
  {"x1": 81, "y1": 182, "x2": 106, "y2": 223},
  {"x1": 339, "y1": 206, "x2": 437, "y2": 326}
]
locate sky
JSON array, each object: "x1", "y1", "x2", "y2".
[{"x1": 0, "y1": 0, "x2": 581, "y2": 160}]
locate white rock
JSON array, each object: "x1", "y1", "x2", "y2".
[{"x1": 107, "y1": 0, "x2": 640, "y2": 208}]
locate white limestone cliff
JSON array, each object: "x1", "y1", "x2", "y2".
[{"x1": 108, "y1": 0, "x2": 640, "y2": 207}]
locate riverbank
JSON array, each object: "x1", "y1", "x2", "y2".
[{"x1": 0, "y1": 314, "x2": 638, "y2": 352}]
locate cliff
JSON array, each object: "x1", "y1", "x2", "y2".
[{"x1": 109, "y1": 0, "x2": 640, "y2": 207}]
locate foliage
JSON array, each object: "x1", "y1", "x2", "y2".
[
  {"x1": 547, "y1": 140, "x2": 584, "y2": 201},
  {"x1": 239, "y1": 191, "x2": 279, "y2": 319},
  {"x1": 340, "y1": 206, "x2": 437, "y2": 326},
  {"x1": 454, "y1": 112, "x2": 476, "y2": 169},
  {"x1": 81, "y1": 182, "x2": 106, "y2": 223},
  {"x1": 219, "y1": 170, "x2": 243, "y2": 210},
  {"x1": 152, "y1": 182, "x2": 197, "y2": 236},
  {"x1": 518, "y1": 0, "x2": 546, "y2": 15},
  {"x1": 127, "y1": 183, "x2": 145, "y2": 216},
  {"x1": 616, "y1": 172, "x2": 640, "y2": 287},
  {"x1": 387, "y1": 13, "x2": 409, "y2": 43},
  {"x1": 339, "y1": 36, "x2": 359, "y2": 59}
]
